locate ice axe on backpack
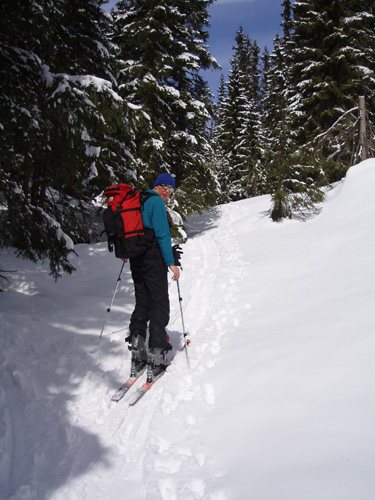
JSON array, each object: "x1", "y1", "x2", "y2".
[{"x1": 99, "y1": 261, "x2": 125, "y2": 338}]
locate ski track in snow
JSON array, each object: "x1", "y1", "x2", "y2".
[
  {"x1": 0, "y1": 197, "x2": 265, "y2": 500},
  {"x1": 50, "y1": 204, "x2": 251, "y2": 500}
]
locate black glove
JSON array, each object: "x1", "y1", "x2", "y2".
[{"x1": 172, "y1": 244, "x2": 183, "y2": 267}]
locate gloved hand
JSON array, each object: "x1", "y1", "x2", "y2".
[{"x1": 172, "y1": 244, "x2": 183, "y2": 267}]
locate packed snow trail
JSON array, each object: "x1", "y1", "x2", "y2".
[
  {"x1": 1, "y1": 160, "x2": 375, "y2": 500},
  {"x1": 1, "y1": 195, "x2": 256, "y2": 500}
]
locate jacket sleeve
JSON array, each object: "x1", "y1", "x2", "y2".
[{"x1": 148, "y1": 196, "x2": 175, "y2": 266}]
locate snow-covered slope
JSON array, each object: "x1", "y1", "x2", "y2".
[{"x1": 1, "y1": 160, "x2": 375, "y2": 500}]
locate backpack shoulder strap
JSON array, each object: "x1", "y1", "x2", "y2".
[{"x1": 140, "y1": 190, "x2": 158, "y2": 205}]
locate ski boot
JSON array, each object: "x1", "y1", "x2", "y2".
[
  {"x1": 147, "y1": 345, "x2": 171, "y2": 383},
  {"x1": 126, "y1": 334, "x2": 147, "y2": 378}
]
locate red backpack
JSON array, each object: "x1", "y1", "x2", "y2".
[{"x1": 103, "y1": 184, "x2": 155, "y2": 259}]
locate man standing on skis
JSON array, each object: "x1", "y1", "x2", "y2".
[{"x1": 127, "y1": 173, "x2": 180, "y2": 379}]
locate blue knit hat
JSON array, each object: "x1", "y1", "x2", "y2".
[{"x1": 153, "y1": 173, "x2": 176, "y2": 188}]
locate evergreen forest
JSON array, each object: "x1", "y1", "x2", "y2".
[{"x1": 1, "y1": 0, "x2": 374, "y2": 277}]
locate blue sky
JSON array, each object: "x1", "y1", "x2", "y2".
[
  {"x1": 203, "y1": 0, "x2": 284, "y2": 94},
  {"x1": 104, "y1": 0, "x2": 284, "y2": 96}
]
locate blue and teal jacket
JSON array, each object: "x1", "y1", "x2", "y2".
[{"x1": 142, "y1": 190, "x2": 174, "y2": 266}]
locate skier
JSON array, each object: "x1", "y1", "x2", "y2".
[{"x1": 126, "y1": 173, "x2": 180, "y2": 378}]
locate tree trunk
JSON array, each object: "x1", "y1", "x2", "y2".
[{"x1": 358, "y1": 96, "x2": 368, "y2": 161}]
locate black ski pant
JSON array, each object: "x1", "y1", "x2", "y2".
[{"x1": 129, "y1": 244, "x2": 170, "y2": 349}]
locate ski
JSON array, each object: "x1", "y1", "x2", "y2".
[
  {"x1": 110, "y1": 365, "x2": 146, "y2": 403},
  {"x1": 113, "y1": 334, "x2": 189, "y2": 405},
  {"x1": 128, "y1": 367, "x2": 167, "y2": 406}
]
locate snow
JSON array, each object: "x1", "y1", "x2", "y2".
[
  {"x1": 51, "y1": 74, "x2": 123, "y2": 102},
  {"x1": 162, "y1": 86, "x2": 180, "y2": 99},
  {"x1": 34, "y1": 208, "x2": 75, "y2": 251},
  {"x1": 1, "y1": 159, "x2": 375, "y2": 500},
  {"x1": 151, "y1": 139, "x2": 164, "y2": 150}
]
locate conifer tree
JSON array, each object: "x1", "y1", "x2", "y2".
[
  {"x1": 261, "y1": 35, "x2": 294, "y2": 220},
  {"x1": 262, "y1": 0, "x2": 324, "y2": 220},
  {"x1": 0, "y1": 0, "x2": 124, "y2": 277},
  {"x1": 111, "y1": 0, "x2": 220, "y2": 215},
  {"x1": 290, "y1": 0, "x2": 375, "y2": 182},
  {"x1": 236, "y1": 37, "x2": 263, "y2": 196},
  {"x1": 210, "y1": 75, "x2": 230, "y2": 203},
  {"x1": 220, "y1": 59, "x2": 246, "y2": 200},
  {"x1": 217, "y1": 28, "x2": 263, "y2": 201}
]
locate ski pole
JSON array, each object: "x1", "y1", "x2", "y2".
[
  {"x1": 176, "y1": 279, "x2": 190, "y2": 368},
  {"x1": 100, "y1": 261, "x2": 125, "y2": 338}
]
